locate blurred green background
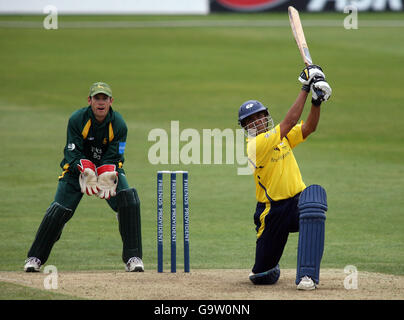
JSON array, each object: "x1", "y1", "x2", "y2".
[{"x1": 1, "y1": 13, "x2": 403, "y2": 281}]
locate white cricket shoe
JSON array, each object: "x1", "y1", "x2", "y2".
[
  {"x1": 125, "y1": 257, "x2": 144, "y2": 272},
  {"x1": 297, "y1": 276, "x2": 317, "y2": 290},
  {"x1": 24, "y1": 257, "x2": 41, "y2": 272}
]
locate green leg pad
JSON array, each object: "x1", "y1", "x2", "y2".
[
  {"x1": 117, "y1": 188, "x2": 142, "y2": 263},
  {"x1": 27, "y1": 202, "x2": 73, "y2": 264}
]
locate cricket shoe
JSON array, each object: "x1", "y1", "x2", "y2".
[
  {"x1": 125, "y1": 257, "x2": 144, "y2": 272},
  {"x1": 297, "y1": 276, "x2": 317, "y2": 290},
  {"x1": 249, "y1": 264, "x2": 280, "y2": 285},
  {"x1": 24, "y1": 257, "x2": 41, "y2": 272}
]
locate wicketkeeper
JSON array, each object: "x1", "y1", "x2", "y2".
[
  {"x1": 238, "y1": 65, "x2": 332, "y2": 290},
  {"x1": 24, "y1": 82, "x2": 143, "y2": 272}
]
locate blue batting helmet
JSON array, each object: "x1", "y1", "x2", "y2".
[{"x1": 238, "y1": 100, "x2": 268, "y2": 126}]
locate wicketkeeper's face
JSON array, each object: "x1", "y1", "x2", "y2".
[{"x1": 88, "y1": 93, "x2": 113, "y2": 123}]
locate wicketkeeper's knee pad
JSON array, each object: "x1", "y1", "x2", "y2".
[
  {"x1": 296, "y1": 185, "x2": 327, "y2": 285},
  {"x1": 249, "y1": 264, "x2": 280, "y2": 285},
  {"x1": 28, "y1": 202, "x2": 73, "y2": 264},
  {"x1": 116, "y1": 188, "x2": 142, "y2": 262}
]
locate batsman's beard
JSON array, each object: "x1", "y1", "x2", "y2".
[{"x1": 243, "y1": 116, "x2": 274, "y2": 137}]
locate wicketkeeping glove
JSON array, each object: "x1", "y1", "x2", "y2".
[
  {"x1": 311, "y1": 75, "x2": 332, "y2": 106},
  {"x1": 96, "y1": 164, "x2": 118, "y2": 200},
  {"x1": 298, "y1": 65, "x2": 325, "y2": 92},
  {"x1": 77, "y1": 159, "x2": 99, "y2": 196}
]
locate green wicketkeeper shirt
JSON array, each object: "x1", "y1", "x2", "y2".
[{"x1": 59, "y1": 106, "x2": 127, "y2": 178}]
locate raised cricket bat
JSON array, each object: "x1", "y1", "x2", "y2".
[
  {"x1": 288, "y1": 6, "x2": 312, "y2": 66},
  {"x1": 288, "y1": 6, "x2": 324, "y2": 99}
]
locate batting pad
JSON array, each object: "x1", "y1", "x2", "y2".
[
  {"x1": 296, "y1": 185, "x2": 327, "y2": 285},
  {"x1": 27, "y1": 202, "x2": 73, "y2": 264},
  {"x1": 117, "y1": 188, "x2": 142, "y2": 263}
]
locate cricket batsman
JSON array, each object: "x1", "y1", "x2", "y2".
[
  {"x1": 238, "y1": 66, "x2": 332, "y2": 290},
  {"x1": 24, "y1": 82, "x2": 144, "y2": 272}
]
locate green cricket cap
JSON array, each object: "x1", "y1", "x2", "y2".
[{"x1": 89, "y1": 82, "x2": 112, "y2": 97}]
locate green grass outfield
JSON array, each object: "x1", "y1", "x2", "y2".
[{"x1": 1, "y1": 12, "x2": 403, "y2": 290}]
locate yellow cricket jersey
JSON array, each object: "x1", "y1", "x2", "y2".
[{"x1": 247, "y1": 122, "x2": 306, "y2": 203}]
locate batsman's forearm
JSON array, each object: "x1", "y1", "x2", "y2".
[
  {"x1": 302, "y1": 105, "x2": 320, "y2": 139},
  {"x1": 285, "y1": 90, "x2": 308, "y2": 124},
  {"x1": 280, "y1": 90, "x2": 308, "y2": 138}
]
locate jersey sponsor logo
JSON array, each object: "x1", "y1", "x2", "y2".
[
  {"x1": 91, "y1": 146, "x2": 103, "y2": 160},
  {"x1": 119, "y1": 142, "x2": 126, "y2": 154},
  {"x1": 271, "y1": 150, "x2": 291, "y2": 162},
  {"x1": 216, "y1": 0, "x2": 289, "y2": 11},
  {"x1": 67, "y1": 143, "x2": 75, "y2": 151}
]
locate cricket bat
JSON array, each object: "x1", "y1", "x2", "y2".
[
  {"x1": 288, "y1": 6, "x2": 324, "y2": 99},
  {"x1": 288, "y1": 6, "x2": 312, "y2": 66}
]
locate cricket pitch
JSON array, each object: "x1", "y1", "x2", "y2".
[{"x1": 1, "y1": 269, "x2": 403, "y2": 300}]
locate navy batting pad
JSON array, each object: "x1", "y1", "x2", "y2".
[
  {"x1": 296, "y1": 185, "x2": 327, "y2": 285},
  {"x1": 298, "y1": 184, "x2": 327, "y2": 214}
]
